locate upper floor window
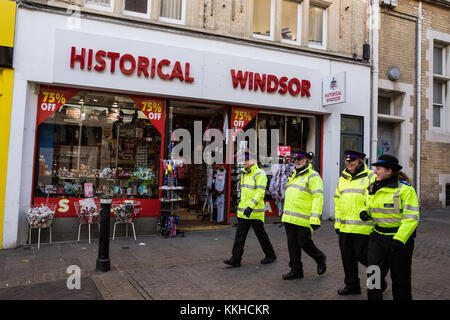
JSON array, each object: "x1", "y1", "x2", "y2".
[
  {"x1": 281, "y1": 0, "x2": 302, "y2": 45},
  {"x1": 432, "y1": 43, "x2": 449, "y2": 130},
  {"x1": 253, "y1": 0, "x2": 275, "y2": 41},
  {"x1": 123, "y1": 0, "x2": 151, "y2": 18},
  {"x1": 159, "y1": 0, "x2": 186, "y2": 25},
  {"x1": 308, "y1": 3, "x2": 327, "y2": 50},
  {"x1": 84, "y1": 0, "x2": 115, "y2": 12}
]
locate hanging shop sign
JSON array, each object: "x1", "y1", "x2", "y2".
[
  {"x1": 277, "y1": 146, "x2": 291, "y2": 157},
  {"x1": 37, "y1": 87, "x2": 79, "y2": 125},
  {"x1": 130, "y1": 96, "x2": 165, "y2": 134},
  {"x1": 322, "y1": 72, "x2": 346, "y2": 106}
]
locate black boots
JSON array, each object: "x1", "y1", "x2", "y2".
[
  {"x1": 282, "y1": 270, "x2": 304, "y2": 280},
  {"x1": 260, "y1": 255, "x2": 277, "y2": 265},
  {"x1": 338, "y1": 286, "x2": 362, "y2": 295},
  {"x1": 317, "y1": 255, "x2": 327, "y2": 275},
  {"x1": 223, "y1": 259, "x2": 241, "y2": 268}
]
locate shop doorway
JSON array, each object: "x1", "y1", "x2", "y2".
[{"x1": 166, "y1": 101, "x2": 229, "y2": 226}]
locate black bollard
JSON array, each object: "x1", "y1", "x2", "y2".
[{"x1": 96, "y1": 195, "x2": 112, "y2": 272}]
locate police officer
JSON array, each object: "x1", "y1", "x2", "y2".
[
  {"x1": 224, "y1": 151, "x2": 276, "y2": 267},
  {"x1": 360, "y1": 154, "x2": 419, "y2": 300},
  {"x1": 281, "y1": 150, "x2": 327, "y2": 280},
  {"x1": 334, "y1": 150, "x2": 376, "y2": 295}
]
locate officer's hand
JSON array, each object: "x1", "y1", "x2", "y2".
[
  {"x1": 311, "y1": 224, "x2": 320, "y2": 231},
  {"x1": 360, "y1": 211, "x2": 371, "y2": 221},
  {"x1": 335, "y1": 229, "x2": 340, "y2": 236},
  {"x1": 243, "y1": 207, "x2": 253, "y2": 218},
  {"x1": 391, "y1": 239, "x2": 405, "y2": 252}
]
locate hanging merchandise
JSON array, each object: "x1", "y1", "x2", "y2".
[
  {"x1": 268, "y1": 159, "x2": 294, "y2": 215},
  {"x1": 214, "y1": 165, "x2": 226, "y2": 223},
  {"x1": 159, "y1": 159, "x2": 184, "y2": 238}
]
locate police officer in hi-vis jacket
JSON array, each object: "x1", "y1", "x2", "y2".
[
  {"x1": 224, "y1": 151, "x2": 276, "y2": 267},
  {"x1": 334, "y1": 150, "x2": 376, "y2": 295},
  {"x1": 360, "y1": 154, "x2": 420, "y2": 300},
  {"x1": 281, "y1": 150, "x2": 327, "y2": 280}
]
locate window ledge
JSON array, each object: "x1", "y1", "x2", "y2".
[
  {"x1": 433, "y1": 74, "x2": 450, "y2": 82},
  {"x1": 377, "y1": 114, "x2": 406, "y2": 122}
]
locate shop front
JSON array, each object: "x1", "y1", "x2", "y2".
[{"x1": 2, "y1": 8, "x2": 371, "y2": 248}]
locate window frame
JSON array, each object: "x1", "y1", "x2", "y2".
[
  {"x1": 307, "y1": 3, "x2": 327, "y2": 50},
  {"x1": 84, "y1": 0, "x2": 115, "y2": 13},
  {"x1": 122, "y1": 0, "x2": 152, "y2": 19},
  {"x1": 432, "y1": 42, "x2": 449, "y2": 131},
  {"x1": 340, "y1": 115, "x2": 364, "y2": 172},
  {"x1": 433, "y1": 80, "x2": 445, "y2": 129},
  {"x1": 252, "y1": 0, "x2": 276, "y2": 41},
  {"x1": 433, "y1": 45, "x2": 445, "y2": 76},
  {"x1": 158, "y1": 0, "x2": 186, "y2": 25},
  {"x1": 280, "y1": 0, "x2": 303, "y2": 46}
]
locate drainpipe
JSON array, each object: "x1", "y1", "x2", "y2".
[
  {"x1": 415, "y1": 1, "x2": 422, "y2": 200},
  {"x1": 370, "y1": 0, "x2": 379, "y2": 165}
]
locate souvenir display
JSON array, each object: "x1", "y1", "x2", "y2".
[
  {"x1": 26, "y1": 204, "x2": 56, "y2": 228},
  {"x1": 75, "y1": 198, "x2": 101, "y2": 224},
  {"x1": 112, "y1": 202, "x2": 140, "y2": 223}
]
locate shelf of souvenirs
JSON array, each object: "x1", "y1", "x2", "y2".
[{"x1": 40, "y1": 175, "x2": 157, "y2": 182}]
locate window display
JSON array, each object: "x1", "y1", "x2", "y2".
[{"x1": 33, "y1": 90, "x2": 162, "y2": 205}]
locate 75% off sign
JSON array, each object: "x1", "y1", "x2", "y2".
[
  {"x1": 37, "y1": 87, "x2": 79, "y2": 125},
  {"x1": 131, "y1": 96, "x2": 165, "y2": 134},
  {"x1": 231, "y1": 108, "x2": 259, "y2": 135}
]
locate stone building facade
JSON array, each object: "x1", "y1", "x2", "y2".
[{"x1": 377, "y1": 0, "x2": 450, "y2": 209}]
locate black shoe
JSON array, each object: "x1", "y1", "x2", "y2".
[
  {"x1": 260, "y1": 255, "x2": 277, "y2": 264},
  {"x1": 223, "y1": 259, "x2": 241, "y2": 268},
  {"x1": 282, "y1": 271, "x2": 304, "y2": 280},
  {"x1": 338, "y1": 286, "x2": 362, "y2": 295},
  {"x1": 317, "y1": 255, "x2": 327, "y2": 275}
]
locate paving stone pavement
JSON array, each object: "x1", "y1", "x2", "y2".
[{"x1": 0, "y1": 207, "x2": 449, "y2": 300}]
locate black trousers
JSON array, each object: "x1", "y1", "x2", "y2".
[
  {"x1": 284, "y1": 223, "x2": 325, "y2": 273},
  {"x1": 231, "y1": 218, "x2": 275, "y2": 262},
  {"x1": 367, "y1": 231, "x2": 415, "y2": 300},
  {"x1": 338, "y1": 232, "x2": 369, "y2": 289}
]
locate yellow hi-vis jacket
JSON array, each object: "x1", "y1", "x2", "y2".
[
  {"x1": 282, "y1": 163, "x2": 323, "y2": 230},
  {"x1": 237, "y1": 163, "x2": 267, "y2": 222},
  {"x1": 334, "y1": 163, "x2": 376, "y2": 235},
  {"x1": 365, "y1": 179, "x2": 420, "y2": 244}
]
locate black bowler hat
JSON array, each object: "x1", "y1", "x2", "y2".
[
  {"x1": 344, "y1": 150, "x2": 366, "y2": 161},
  {"x1": 371, "y1": 154, "x2": 403, "y2": 171},
  {"x1": 293, "y1": 150, "x2": 313, "y2": 160}
]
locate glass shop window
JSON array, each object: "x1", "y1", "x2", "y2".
[{"x1": 34, "y1": 90, "x2": 162, "y2": 200}]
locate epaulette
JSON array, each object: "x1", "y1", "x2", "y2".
[{"x1": 399, "y1": 180, "x2": 411, "y2": 186}]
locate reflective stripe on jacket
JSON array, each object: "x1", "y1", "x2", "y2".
[
  {"x1": 365, "y1": 180, "x2": 420, "y2": 244},
  {"x1": 237, "y1": 163, "x2": 267, "y2": 222},
  {"x1": 281, "y1": 163, "x2": 323, "y2": 230},
  {"x1": 334, "y1": 163, "x2": 376, "y2": 235}
]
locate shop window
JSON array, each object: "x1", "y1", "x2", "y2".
[
  {"x1": 229, "y1": 112, "x2": 318, "y2": 216},
  {"x1": 253, "y1": 0, "x2": 275, "y2": 40},
  {"x1": 34, "y1": 90, "x2": 162, "y2": 204},
  {"x1": 281, "y1": 0, "x2": 302, "y2": 45},
  {"x1": 159, "y1": 0, "x2": 186, "y2": 25},
  {"x1": 340, "y1": 115, "x2": 363, "y2": 171},
  {"x1": 84, "y1": 0, "x2": 115, "y2": 12},
  {"x1": 308, "y1": 3, "x2": 327, "y2": 50},
  {"x1": 123, "y1": 0, "x2": 151, "y2": 18}
]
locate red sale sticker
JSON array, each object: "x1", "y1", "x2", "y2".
[
  {"x1": 130, "y1": 96, "x2": 165, "y2": 134},
  {"x1": 37, "y1": 87, "x2": 79, "y2": 126}
]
